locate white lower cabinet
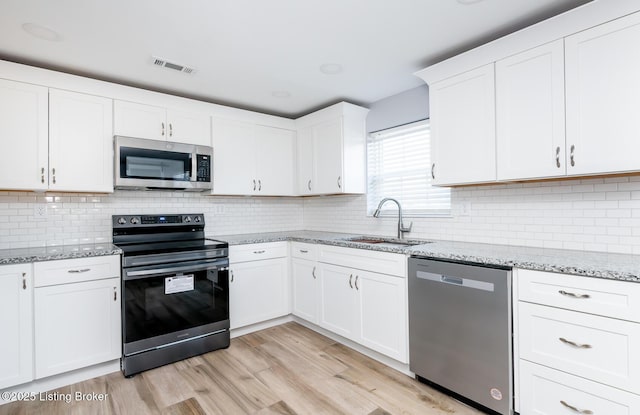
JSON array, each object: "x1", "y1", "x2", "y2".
[
  {"x1": 229, "y1": 243, "x2": 289, "y2": 329},
  {"x1": 0, "y1": 264, "x2": 33, "y2": 389},
  {"x1": 291, "y1": 258, "x2": 319, "y2": 324},
  {"x1": 318, "y1": 263, "x2": 360, "y2": 339},
  {"x1": 33, "y1": 256, "x2": 121, "y2": 379}
]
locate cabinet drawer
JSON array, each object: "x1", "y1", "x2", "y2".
[
  {"x1": 318, "y1": 245, "x2": 406, "y2": 277},
  {"x1": 519, "y1": 302, "x2": 640, "y2": 394},
  {"x1": 519, "y1": 360, "x2": 640, "y2": 415},
  {"x1": 229, "y1": 242, "x2": 288, "y2": 263},
  {"x1": 34, "y1": 255, "x2": 121, "y2": 287},
  {"x1": 290, "y1": 242, "x2": 318, "y2": 260},
  {"x1": 517, "y1": 268, "x2": 640, "y2": 322}
]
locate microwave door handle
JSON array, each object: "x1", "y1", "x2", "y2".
[{"x1": 124, "y1": 261, "x2": 227, "y2": 280}]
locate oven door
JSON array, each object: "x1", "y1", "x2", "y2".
[{"x1": 122, "y1": 258, "x2": 229, "y2": 356}]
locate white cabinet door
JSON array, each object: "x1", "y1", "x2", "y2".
[
  {"x1": 357, "y1": 270, "x2": 407, "y2": 363},
  {"x1": 313, "y1": 118, "x2": 344, "y2": 194},
  {"x1": 0, "y1": 264, "x2": 33, "y2": 389},
  {"x1": 430, "y1": 64, "x2": 496, "y2": 185},
  {"x1": 291, "y1": 258, "x2": 318, "y2": 323},
  {"x1": 34, "y1": 277, "x2": 120, "y2": 379},
  {"x1": 49, "y1": 89, "x2": 113, "y2": 193},
  {"x1": 296, "y1": 126, "x2": 314, "y2": 195},
  {"x1": 254, "y1": 125, "x2": 295, "y2": 196},
  {"x1": 229, "y1": 258, "x2": 289, "y2": 329},
  {"x1": 166, "y1": 109, "x2": 211, "y2": 146},
  {"x1": 113, "y1": 100, "x2": 166, "y2": 140},
  {"x1": 496, "y1": 40, "x2": 566, "y2": 180},
  {"x1": 0, "y1": 79, "x2": 48, "y2": 191},
  {"x1": 211, "y1": 117, "x2": 256, "y2": 195},
  {"x1": 566, "y1": 12, "x2": 640, "y2": 176},
  {"x1": 318, "y1": 263, "x2": 359, "y2": 340}
]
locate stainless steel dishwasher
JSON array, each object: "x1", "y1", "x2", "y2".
[{"x1": 408, "y1": 257, "x2": 513, "y2": 415}]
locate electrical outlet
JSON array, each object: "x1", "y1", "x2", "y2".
[
  {"x1": 34, "y1": 205, "x2": 47, "y2": 217},
  {"x1": 460, "y1": 201, "x2": 471, "y2": 216}
]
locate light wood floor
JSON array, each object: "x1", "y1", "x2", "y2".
[{"x1": 1, "y1": 322, "x2": 485, "y2": 415}]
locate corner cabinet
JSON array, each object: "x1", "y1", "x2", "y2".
[
  {"x1": 0, "y1": 79, "x2": 48, "y2": 191},
  {"x1": 228, "y1": 242, "x2": 290, "y2": 329},
  {"x1": 0, "y1": 264, "x2": 33, "y2": 389},
  {"x1": 113, "y1": 100, "x2": 211, "y2": 146},
  {"x1": 33, "y1": 256, "x2": 121, "y2": 379},
  {"x1": 295, "y1": 102, "x2": 369, "y2": 195},
  {"x1": 211, "y1": 117, "x2": 295, "y2": 196},
  {"x1": 565, "y1": 12, "x2": 640, "y2": 176},
  {"x1": 429, "y1": 64, "x2": 496, "y2": 186}
]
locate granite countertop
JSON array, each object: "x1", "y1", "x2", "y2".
[
  {"x1": 214, "y1": 230, "x2": 640, "y2": 283},
  {"x1": 0, "y1": 243, "x2": 122, "y2": 265}
]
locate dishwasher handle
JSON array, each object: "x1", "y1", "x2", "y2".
[{"x1": 416, "y1": 270, "x2": 495, "y2": 292}]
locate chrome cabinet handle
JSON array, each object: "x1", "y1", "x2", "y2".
[
  {"x1": 308, "y1": 180, "x2": 311, "y2": 191},
  {"x1": 113, "y1": 287, "x2": 117, "y2": 301},
  {"x1": 253, "y1": 179, "x2": 256, "y2": 191},
  {"x1": 337, "y1": 176, "x2": 342, "y2": 189},
  {"x1": 253, "y1": 250, "x2": 265, "y2": 254},
  {"x1": 299, "y1": 249, "x2": 308, "y2": 253},
  {"x1": 169, "y1": 123, "x2": 173, "y2": 137},
  {"x1": 349, "y1": 274, "x2": 353, "y2": 288},
  {"x1": 559, "y1": 337, "x2": 592, "y2": 349},
  {"x1": 22, "y1": 272, "x2": 26, "y2": 290},
  {"x1": 162, "y1": 122, "x2": 165, "y2": 136},
  {"x1": 560, "y1": 400, "x2": 593, "y2": 414},
  {"x1": 68, "y1": 268, "x2": 91, "y2": 273},
  {"x1": 258, "y1": 180, "x2": 262, "y2": 191},
  {"x1": 556, "y1": 146, "x2": 561, "y2": 168},
  {"x1": 312, "y1": 266, "x2": 316, "y2": 279},
  {"x1": 570, "y1": 144, "x2": 575, "y2": 167},
  {"x1": 559, "y1": 290, "x2": 590, "y2": 299},
  {"x1": 355, "y1": 275, "x2": 359, "y2": 290},
  {"x1": 230, "y1": 270, "x2": 234, "y2": 282},
  {"x1": 41, "y1": 167, "x2": 45, "y2": 184},
  {"x1": 431, "y1": 163, "x2": 435, "y2": 180},
  {"x1": 52, "y1": 168, "x2": 56, "y2": 184}
]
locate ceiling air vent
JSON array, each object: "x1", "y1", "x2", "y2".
[{"x1": 151, "y1": 56, "x2": 196, "y2": 74}]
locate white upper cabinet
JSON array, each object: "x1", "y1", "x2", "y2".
[
  {"x1": 0, "y1": 79, "x2": 48, "y2": 191},
  {"x1": 114, "y1": 100, "x2": 211, "y2": 146},
  {"x1": 295, "y1": 102, "x2": 369, "y2": 195},
  {"x1": 49, "y1": 89, "x2": 113, "y2": 193},
  {"x1": 211, "y1": 116, "x2": 295, "y2": 196},
  {"x1": 496, "y1": 40, "x2": 566, "y2": 180},
  {"x1": 565, "y1": 12, "x2": 640, "y2": 176},
  {"x1": 429, "y1": 64, "x2": 496, "y2": 186}
]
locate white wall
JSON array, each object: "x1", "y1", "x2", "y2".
[
  {"x1": 0, "y1": 191, "x2": 303, "y2": 249},
  {"x1": 366, "y1": 85, "x2": 429, "y2": 133}
]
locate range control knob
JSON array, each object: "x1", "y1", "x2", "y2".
[
  {"x1": 117, "y1": 217, "x2": 126, "y2": 225},
  {"x1": 130, "y1": 217, "x2": 140, "y2": 225},
  {"x1": 184, "y1": 216, "x2": 192, "y2": 223},
  {"x1": 194, "y1": 216, "x2": 201, "y2": 223}
]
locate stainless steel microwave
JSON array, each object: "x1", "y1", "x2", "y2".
[{"x1": 114, "y1": 136, "x2": 212, "y2": 191}]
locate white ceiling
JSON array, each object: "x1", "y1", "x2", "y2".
[{"x1": 0, "y1": 0, "x2": 591, "y2": 118}]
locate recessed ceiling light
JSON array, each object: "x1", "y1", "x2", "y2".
[
  {"x1": 319, "y1": 63, "x2": 343, "y2": 75},
  {"x1": 272, "y1": 91, "x2": 291, "y2": 98},
  {"x1": 456, "y1": 0, "x2": 485, "y2": 4},
  {"x1": 22, "y1": 23, "x2": 62, "y2": 41}
]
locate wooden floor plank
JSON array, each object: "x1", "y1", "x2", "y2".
[{"x1": 0, "y1": 322, "x2": 485, "y2": 415}]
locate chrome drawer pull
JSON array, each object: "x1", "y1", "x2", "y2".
[
  {"x1": 253, "y1": 250, "x2": 265, "y2": 254},
  {"x1": 559, "y1": 337, "x2": 592, "y2": 349},
  {"x1": 560, "y1": 400, "x2": 593, "y2": 414},
  {"x1": 559, "y1": 290, "x2": 590, "y2": 299},
  {"x1": 299, "y1": 249, "x2": 309, "y2": 253},
  {"x1": 68, "y1": 268, "x2": 91, "y2": 273}
]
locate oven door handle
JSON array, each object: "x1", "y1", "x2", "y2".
[{"x1": 123, "y1": 259, "x2": 228, "y2": 280}]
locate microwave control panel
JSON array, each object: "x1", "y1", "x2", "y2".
[{"x1": 196, "y1": 154, "x2": 211, "y2": 182}]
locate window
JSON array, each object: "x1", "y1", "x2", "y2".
[{"x1": 367, "y1": 119, "x2": 450, "y2": 217}]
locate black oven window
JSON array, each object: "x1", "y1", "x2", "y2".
[{"x1": 124, "y1": 269, "x2": 228, "y2": 343}]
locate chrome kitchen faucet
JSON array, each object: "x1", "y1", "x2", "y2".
[{"x1": 373, "y1": 197, "x2": 412, "y2": 239}]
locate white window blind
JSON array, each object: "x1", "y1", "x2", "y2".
[{"x1": 367, "y1": 120, "x2": 451, "y2": 217}]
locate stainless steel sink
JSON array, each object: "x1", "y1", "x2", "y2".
[{"x1": 345, "y1": 237, "x2": 431, "y2": 248}]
